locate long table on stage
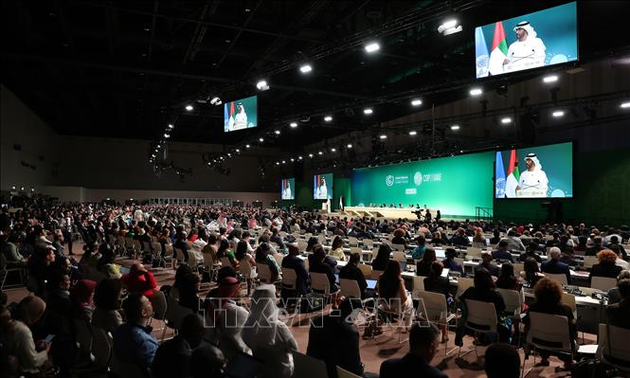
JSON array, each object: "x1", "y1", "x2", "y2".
[{"x1": 345, "y1": 206, "x2": 431, "y2": 219}]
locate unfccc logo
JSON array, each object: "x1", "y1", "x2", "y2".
[
  {"x1": 385, "y1": 175, "x2": 395, "y2": 187},
  {"x1": 414, "y1": 171, "x2": 423, "y2": 186}
]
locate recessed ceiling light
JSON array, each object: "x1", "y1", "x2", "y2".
[
  {"x1": 363, "y1": 108, "x2": 373, "y2": 115},
  {"x1": 156, "y1": 144, "x2": 161, "y2": 148},
  {"x1": 552, "y1": 110, "x2": 565, "y2": 117},
  {"x1": 290, "y1": 158, "x2": 295, "y2": 162},
  {"x1": 298, "y1": 156, "x2": 303, "y2": 160},
  {"x1": 450, "y1": 125, "x2": 460, "y2": 130},
  {"x1": 274, "y1": 130, "x2": 281, "y2": 135},
  {"x1": 275, "y1": 162, "x2": 280, "y2": 165},
  {"x1": 259, "y1": 137, "x2": 264, "y2": 142},
  {"x1": 290, "y1": 122, "x2": 298, "y2": 128},
  {"x1": 620, "y1": 101, "x2": 630, "y2": 108},
  {"x1": 309, "y1": 153, "x2": 314, "y2": 158},
  {"x1": 409, "y1": 130, "x2": 417, "y2": 136},
  {"x1": 318, "y1": 151, "x2": 323, "y2": 155},
  {"x1": 256, "y1": 80, "x2": 269, "y2": 91},
  {"x1": 164, "y1": 133, "x2": 170, "y2": 138},
  {"x1": 411, "y1": 99, "x2": 422, "y2": 106},
  {"x1": 235, "y1": 149, "x2": 240, "y2": 153},
  {"x1": 379, "y1": 134, "x2": 387, "y2": 139},
  {"x1": 245, "y1": 144, "x2": 251, "y2": 148},
  {"x1": 331, "y1": 148, "x2": 336, "y2": 152},
  {"x1": 469, "y1": 88, "x2": 483, "y2": 96},
  {"x1": 346, "y1": 144, "x2": 353, "y2": 148},
  {"x1": 543, "y1": 75, "x2": 558, "y2": 83},
  {"x1": 365, "y1": 42, "x2": 380, "y2": 53},
  {"x1": 185, "y1": 105, "x2": 194, "y2": 111},
  {"x1": 500, "y1": 117, "x2": 512, "y2": 124},
  {"x1": 324, "y1": 115, "x2": 333, "y2": 122},
  {"x1": 282, "y1": 160, "x2": 286, "y2": 164},
  {"x1": 438, "y1": 19, "x2": 462, "y2": 35},
  {"x1": 299, "y1": 64, "x2": 312, "y2": 74},
  {"x1": 168, "y1": 123, "x2": 174, "y2": 129}
]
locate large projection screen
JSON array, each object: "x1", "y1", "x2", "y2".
[
  {"x1": 351, "y1": 152, "x2": 494, "y2": 217},
  {"x1": 224, "y1": 95, "x2": 258, "y2": 132}
]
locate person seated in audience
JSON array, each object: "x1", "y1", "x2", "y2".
[
  {"x1": 70, "y1": 279, "x2": 97, "y2": 321},
  {"x1": 241, "y1": 231, "x2": 256, "y2": 253},
  {"x1": 472, "y1": 227, "x2": 486, "y2": 246},
  {"x1": 255, "y1": 242, "x2": 281, "y2": 282},
  {"x1": 339, "y1": 253, "x2": 368, "y2": 298},
  {"x1": 2, "y1": 232, "x2": 27, "y2": 268},
  {"x1": 589, "y1": 249, "x2": 623, "y2": 284},
  {"x1": 484, "y1": 343, "x2": 521, "y2": 378},
  {"x1": 411, "y1": 235, "x2": 428, "y2": 260},
  {"x1": 523, "y1": 277, "x2": 576, "y2": 370},
  {"x1": 559, "y1": 246, "x2": 578, "y2": 266},
  {"x1": 217, "y1": 239, "x2": 239, "y2": 268},
  {"x1": 235, "y1": 240, "x2": 257, "y2": 294},
  {"x1": 545, "y1": 232, "x2": 562, "y2": 249},
  {"x1": 188, "y1": 345, "x2": 226, "y2": 378},
  {"x1": 280, "y1": 243, "x2": 309, "y2": 304},
  {"x1": 585, "y1": 236, "x2": 604, "y2": 256},
  {"x1": 307, "y1": 297, "x2": 365, "y2": 378},
  {"x1": 378, "y1": 260, "x2": 413, "y2": 329},
  {"x1": 305, "y1": 236, "x2": 319, "y2": 252},
  {"x1": 27, "y1": 243, "x2": 56, "y2": 297},
  {"x1": 121, "y1": 263, "x2": 157, "y2": 302},
  {"x1": 92, "y1": 278, "x2": 123, "y2": 333},
  {"x1": 441, "y1": 247, "x2": 464, "y2": 276},
  {"x1": 391, "y1": 228, "x2": 408, "y2": 247},
  {"x1": 492, "y1": 240, "x2": 514, "y2": 262},
  {"x1": 431, "y1": 230, "x2": 446, "y2": 246},
  {"x1": 489, "y1": 229, "x2": 502, "y2": 246},
  {"x1": 477, "y1": 251, "x2": 500, "y2": 277},
  {"x1": 310, "y1": 246, "x2": 339, "y2": 293},
  {"x1": 523, "y1": 257, "x2": 544, "y2": 288},
  {"x1": 449, "y1": 228, "x2": 470, "y2": 247},
  {"x1": 416, "y1": 247, "x2": 437, "y2": 277},
  {"x1": 573, "y1": 235, "x2": 588, "y2": 254},
  {"x1": 541, "y1": 247, "x2": 571, "y2": 284},
  {"x1": 112, "y1": 292, "x2": 158, "y2": 374},
  {"x1": 372, "y1": 244, "x2": 392, "y2": 272},
  {"x1": 497, "y1": 229, "x2": 526, "y2": 252},
  {"x1": 606, "y1": 235, "x2": 628, "y2": 259},
  {"x1": 424, "y1": 261, "x2": 451, "y2": 299},
  {"x1": 607, "y1": 270, "x2": 630, "y2": 304},
  {"x1": 242, "y1": 285, "x2": 298, "y2": 378},
  {"x1": 328, "y1": 235, "x2": 347, "y2": 261},
  {"x1": 456, "y1": 268, "x2": 507, "y2": 347},
  {"x1": 496, "y1": 263, "x2": 521, "y2": 291},
  {"x1": 379, "y1": 323, "x2": 447, "y2": 378},
  {"x1": 174, "y1": 231, "x2": 191, "y2": 263},
  {"x1": 152, "y1": 313, "x2": 205, "y2": 378},
  {"x1": 611, "y1": 243, "x2": 629, "y2": 269},
  {"x1": 270, "y1": 228, "x2": 286, "y2": 250},
  {"x1": 178, "y1": 271, "x2": 201, "y2": 313},
  {"x1": 606, "y1": 278, "x2": 630, "y2": 329},
  {"x1": 519, "y1": 242, "x2": 542, "y2": 263}
]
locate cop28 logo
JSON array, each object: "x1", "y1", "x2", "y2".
[
  {"x1": 413, "y1": 172, "x2": 423, "y2": 186},
  {"x1": 385, "y1": 175, "x2": 395, "y2": 187}
]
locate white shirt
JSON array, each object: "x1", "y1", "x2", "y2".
[
  {"x1": 505, "y1": 37, "x2": 546, "y2": 72},
  {"x1": 282, "y1": 187, "x2": 292, "y2": 200},
  {"x1": 234, "y1": 111, "x2": 247, "y2": 129},
  {"x1": 318, "y1": 185, "x2": 327, "y2": 199},
  {"x1": 518, "y1": 169, "x2": 549, "y2": 196}
]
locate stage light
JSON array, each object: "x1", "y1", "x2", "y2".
[
  {"x1": 259, "y1": 137, "x2": 264, "y2": 142},
  {"x1": 168, "y1": 123, "x2": 174, "y2": 129},
  {"x1": 282, "y1": 160, "x2": 286, "y2": 164},
  {"x1": 501, "y1": 117, "x2": 512, "y2": 124},
  {"x1": 331, "y1": 148, "x2": 336, "y2": 152},
  {"x1": 276, "y1": 162, "x2": 280, "y2": 166},
  {"x1": 235, "y1": 149, "x2": 240, "y2": 153},
  {"x1": 290, "y1": 158, "x2": 295, "y2": 162},
  {"x1": 409, "y1": 130, "x2": 417, "y2": 136},
  {"x1": 156, "y1": 144, "x2": 161, "y2": 148},
  {"x1": 347, "y1": 143, "x2": 353, "y2": 148},
  {"x1": 256, "y1": 80, "x2": 270, "y2": 91},
  {"x1": 164, "y1": 133, "x2": 170, "y2": 138},
  {"x1": 411, "y1": 99, "x2": 422, "y2": 106},
  {"x1": 309, "y1": 153, "x2": 314, "y2": 158},
  {"x1": 210, "y1": 96, "x2": 222, "y2": 105},
  {"x1": 185, "y1": 104, "x2": 194, "y2": 111},
  {"x1": 324, "y1": 115, "x2": 332, "y2": 122},
  {"x1": 318, "y1": 151, "x2": 323, "y2": 155},
  {"x1": 379, "y1": 134, "x2": 387, "y2": 139},
  {"x1": 450, "y1": 125, "x2": 460, "y2": 130},
  {"x1": 227, "y1": 153, "x2": 232, "y2": 157},
  {"x1": 290, "y1": 122, "x2": 298, "y2": 128},
  {"x1": 552, "y1": 110, "x2": 565, "y2": 117},
  {"x1": 469, "y1": 88, "x2": 483, "y2": 96},
  {"x1": 438, "y1": 19, "x2": 462, "y2": 35},
  {"x1": 365, "y1": 42, "x2": 380, "y2": 53},
  {"x1": 621, "y1": 101, "x2": 630, "y2": 109},
  {"x1": 363, "y1": 108, "x2": 373, "y2": 115},
  {"x1": 299, "y1": 64, "x2": 312, "y2": 74},
  {"x1": 298, "y1": 156, "x2": 303, "y2": 160},
  {"x1": 245, "y1": 144, "x2": 251, "y2": 148},
  {"x1": 274, "y1": 130, "x2": 281, "y2": 135},
  {"x1": 543, "y1": 75, "x2": 558, "y2": 83}
]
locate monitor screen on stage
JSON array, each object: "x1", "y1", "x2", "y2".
[
  {"x1": 351, "y1": 152, "x2": 494, "y2": 217},
  {"x1": 474, "y1": 2, "x2": 578, "y2": 78},
  {"x1": 495, "y1": 142, "x2": 573, "y2": 199},
  {"x1": 224, "y1": 95, "x2": 258, "y2": 132},
  {"x1": 281, "y1": 178, "x2": 295, "y2": 200},
  {"x1": 313, "y1": 173, "x2": 333, "y2": 200}
]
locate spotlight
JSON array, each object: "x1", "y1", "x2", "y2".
[
  {"x1": 363, "y1": 108, "x2": 373, "y2": 115},
  {"x1": 185, "y1": 104, "x2": 194, "y2": 111},
  {"x1": 552, "y1": 110, "x2": 565, "y2": 117},
  {"x1": 500, "y1": 117, "x2": 512, "y2": 124},
  {"x1": 379, "y1": 134, "x2": 387, "y2": 139},
  {"x1": 543, "y1": 75, "x2": 558, "y2": 83},
  {"x1": 309, "y1": 153, "x2": 314, "y2": 158},
  {"x1": 290, "y1": 122, "x2": 298, "y2": 128},
  {"x1": 164, "y1": 133, "x2": 170, "y2": 138},
  {"x1": 346, "y1": 144, "x2": 353, "y2": 148},
  {"x1": 324, "y1": 115, "x2": 333, "y2": 122},
  {"x1": 299, "y1": 64, "x2": 312, "y2": 74},
  {"x1": 168, "y1": 123, "x2": 174, "y2": 129},
  {"x1": 298, "y1": 156, "x2": 303, "y2": 160},
  {"x1": 411, "y1": 99, "x2": 422, "y2": 106},
  {"x1": 210, "y1": 96, "x2": 222, "y2": 105},
  {"x1": 409, "y1": 130, "x2": 417, "y2": 136},
  {"x1": 318, "y1": 151, "x2": 323, "y2": 155},
  {"x1": 621, "y1": 101, "x2": 630, "y2": 109},
  {"x1": 331, "y1": 148, "x2": 336, "y2": 152},
  {"x1": 365, "y1": 42, "x2": 380, "y2": 53},
  {"x1": 438, "y1": 19, "x2": 462, "y2": 35},
  {"x1": 450, "y1": 125, "x2": 460, "y2": 130},
  {"x1": 290, "y1": 158, "x2": 295, "y2": 162},
  {"x1": 156, "y1": 144, "x2": 161, "y2": 148},
  {"x1": 274, "y1": 130, "x2": 281, "y2": 135},
  {"x1": 275, "y1": 162, "x2": 280, "y2": 166},
  {"x1": 469, "y1": 88, "x2": 483, "y2": 96},
  {"x1": 256, "y1": 80, "x2": 270, "y2": 91},
  {"x1": 235, "y1": 149, "x2": 240, "y2": 153},
  {"x1": 259, "y1": 137, "x2": 264, "y2": 142}
]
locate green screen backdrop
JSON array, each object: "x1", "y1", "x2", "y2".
[{"x1": 351, "y1": 152, "x2": 494, "y2": 217}]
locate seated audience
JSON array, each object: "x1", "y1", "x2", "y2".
[
  {"x1": 255, "y1": 242, "x2": 281, "y2": 282},
  {"x1": 477, "y1": 251, "x2": 500, "y2": 277},
  {"x1": 411, "y1": 235, "x2": 428, "y2": 260},
  {"x1": 606, "y1": 278, "x2": 630, "y2": 329},
  {"x1": 372, "y1": 244, "x2": 392, "y2": 272},
  {"x1": 497, "y1": 229, "x2": 526, "y2": 252},
  {"x1": 235, "y1": 240, "x2": 257, "y2": 295},
  {"x1": 585, "y1": 236, "x2": 604, "y2": 256},
  {"x1": 492, "y1": 240, "x2": 514, "y2": 262},
  {"x1": 496, "y1": 263, "x2": 520, "y2": 291},
  {"x1": 328, "y1": 236, "x2": 347, "y2": 261},
  {"x1": 92, "y1": 278, "x2": 123, "y2": 333},
  {"x1": 70, "y1": 279, "x2": 97, "y2": 321},
  {"x1": 416, "y1": 247, "x2": 437, "y2": 277},
  {"x1": 378, "y1": 260, "x2": 413, "y2": 329},
  {"x1": 391, "y1": 228, "x2": 408, "y2": 247},
  {"x1": 152, "y1": 314, "x2": 205, "y2": 378},
  {"x1": 188, "y1": 345, "x2": 226, "y2": 378},
  {"x1": 310, "y1": 245, "x2": 338, "y2": 293},
  {"x1": 379, "y1": 323, "x2": 447, "y2": 378},
  {"x1": 449, "y1": 228, "x2": 470, "y2": 247},
  {"x1": 608, "y1": 270, "x2": 630, "y2": 305},
  {"x1": 541, "y1": 247, "x2": 571, "y2": 284},
  {"x1": 523, "y1": 257, "x2": 544, "y2": 288},
  {"x1": 519, "y1": 242, "x2": 542, "y2": 263},
  {"x1": 121, "y1": 263, "x2": 157, "y2": 302},
  {"x1": 441, "y1": 247, "x2": 463, "y2": 275},
  {"x1": 589, "y1": 249, "x2": 623, "y2": 283},
  {"x1": 559, "y1": 247, "x2": 578, "y2": 266},
  {"x1": 339, "y1": 253, "x2": 368, "y2": 298},
  {"x1": 485, "y1": 343, "x2": 521, "y2": 378},
  {"x1": 281, "y1": 244, "x2": 309, "y2": 296}
]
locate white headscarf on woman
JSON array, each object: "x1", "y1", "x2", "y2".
[{"x1": 242, "y1": 285, "x2": 298, "y2": 378}]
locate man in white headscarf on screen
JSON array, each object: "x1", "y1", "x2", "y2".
[
  {"x1": 233, "y1": 102, "x2": 248, "y2": 130},
  {"x1": 503, "y1": 21, "x2": 546, "y2": 72},
  {"x1": 516, "y1": 153, "x2": 549, "y2": 197}
]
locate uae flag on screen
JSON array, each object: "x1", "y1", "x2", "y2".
[
  {"x1": 489, "y1": 21, "x2": 508, "y2": 75},
  {"x1": 505, "y1": 149, "x2": 520, "y2": 197},
  {"x1": 227, "y1": 101, "x2": 236, "y2": 130}
]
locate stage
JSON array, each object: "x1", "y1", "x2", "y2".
[{"x1": 341, "y1": 206, "x2": 431, "y2": 220}]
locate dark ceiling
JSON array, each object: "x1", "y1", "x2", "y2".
[{"x1": 2, "y1": 0, "x2": 630, "y2": 154}]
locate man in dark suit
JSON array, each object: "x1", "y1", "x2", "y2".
[
  {"x1": 380, "y1": 323, "x2": 447, "y2": 378},
  {"x1": 541, "y1": 247, "x2": 571, "y2": 283},
  {"x1": 449, "y1": 228, "x2": 470, "y2": 247},
  {"x1": 281, "y1": 244, "x2": 309, "y2": 295},
  {"x1": 152, "y1": 313, "x2": 205, "y2": 378},
  {"x1": 607, "y1": 279, "x2": 630, "y2": 329},
  {"x1": 307, "y1": 298, "x2": 364, "y2": 378},
  {"x1": 477, "y1": 251, "x2": 500, "y2": 277},
  {"x1": 492, "y1": 240, "x2": 514, "y2": 262},
  {"x1": 585, "y1": 236, "x2": 604, "y2": 256},
  {"x1": 520, "y1": 242, "x2": 542, "y2": 263}
]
